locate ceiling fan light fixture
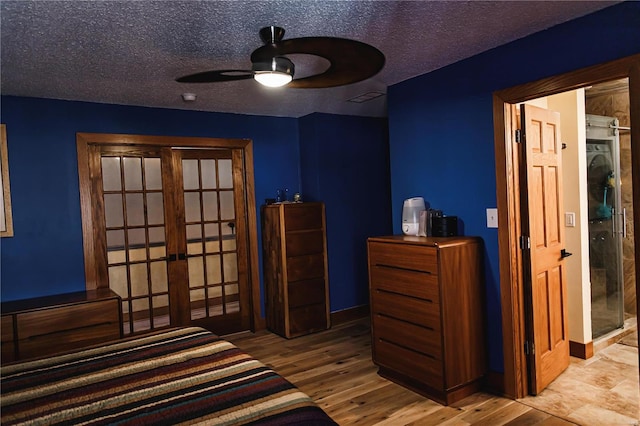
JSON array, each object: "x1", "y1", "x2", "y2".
[
  {"x1": 252, "y1": 56, "x2": 294, "y2": 87},
  {"x1": 176, "y1": 26, "x2": 385, "y2": 88}
]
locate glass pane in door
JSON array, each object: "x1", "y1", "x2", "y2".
[{"x1": 101, "y1": 152, "x2": 170, "y2": 335}]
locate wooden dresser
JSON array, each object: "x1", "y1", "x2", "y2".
[
  {"x1": 367, "y1": 235, "x2": 485, "y2": 405},
  {"x1": 1, "y1": 289, "x2": 122, "y2": 364},
  {"x1": 261, "y1": 202, "x2": 330, "y2": 338}
]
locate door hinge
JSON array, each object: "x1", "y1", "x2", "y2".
[
  {"x1": 515, "y1": 129, "x2": 523, "y2": 143},
  {"x1": 525, "y1": 340, "x2": 535, "y2": 355},
  {"x1": 519, "y1": 235, "x2": 530, "y2": 250}
]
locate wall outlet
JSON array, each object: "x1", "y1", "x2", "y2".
[{"x1": 486, "y1": 208, "x2": 498, "y2": 228}]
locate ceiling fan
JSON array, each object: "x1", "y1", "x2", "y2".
[{"x1": 176, "y1": 26, "x2": 385, "y2": 88}]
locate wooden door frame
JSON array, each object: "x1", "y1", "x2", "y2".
[
  {"x1": 76, "y1": 132, "x2": 264, "y2": 331},
  {"x1": 493, "y1": 54, "x2": 640, "y2": 399}
]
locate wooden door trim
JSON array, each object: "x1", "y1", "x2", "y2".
[
  {"x1": 493, "y1": 54, "x2": 640, "y2": 399},
  {"x1": 76, "y1": 132, "x2": 263, "y2": 331},
  {"x1": 240, "y1": 142, "x2": 263, "y2": 330}
]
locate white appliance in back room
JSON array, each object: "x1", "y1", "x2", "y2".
[{"x1": 402, "y1": 197, "x2": 425, "y2": 235}]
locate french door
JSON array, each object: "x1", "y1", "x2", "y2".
[
  {"x1": 78, "y1": 134, "x2": 259, "y2": 336},
  {"x1": 171, "y1": 149, "x2": 251, "y2": 333}
]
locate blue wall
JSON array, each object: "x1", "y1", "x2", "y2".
[
  {"x1": 0, "y1": 97, "x2": 392, "y2": 322},
  {"x1": 387, "y1": 2, "x2": 640, "y2": 373},
  {"x1": 0, "y1": 97, "x2": 301, "y2": 302},
  {"x1": 299, "y1": 113, "x2": 392, "y2": 312}
]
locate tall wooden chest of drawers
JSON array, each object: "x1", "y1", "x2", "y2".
[
  {"x1": 368, "y1": 235, "x2": 485, "y2": 405},
  {"x1": 261, "y1": 202, "x2": 330, "y2": 338}
]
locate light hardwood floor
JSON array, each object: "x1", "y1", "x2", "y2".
[{"x1": 226, "y1": 317, "x2": 599, "y2": 425}]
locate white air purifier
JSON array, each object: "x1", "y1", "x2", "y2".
[{"x1": 402, "y1": 197, "x2": 426, "y2": 236}]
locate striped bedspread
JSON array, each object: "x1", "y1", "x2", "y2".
[{"x1": 0, "y1": 327, "x2": 337, "y2": 425}]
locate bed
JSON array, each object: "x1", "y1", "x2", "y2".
[{"x1": 0, "y1": 327, "x2": 337, "y2": 425}]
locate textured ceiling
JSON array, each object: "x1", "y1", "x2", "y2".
[{"x1": 1, "y1": 1, "x2": 619, "y2": 118}]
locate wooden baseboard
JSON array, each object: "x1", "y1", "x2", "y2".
[
  {"x1": 331, "y1": 305, "x2": 370, "y2": 325},
  {"x1": 570, "y1": 340, "x2": 594, "y2": 359},
  {"x1": 378, "y1": 366, "x2": 484, "y2": 406},
  {"x1": 484, "y1": 370, "x2": 505, "y2": 395},
  {"x1": 253, "y1": 304, "x2": 369, "y2": 332}
]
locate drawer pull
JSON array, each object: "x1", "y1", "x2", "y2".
[
  {"x1": 379, "y1": 337, "x2": 437, "y2": 359},
  {"x1": 375, "y1": 264, "x2": 433, "y2": 274},
  {"x1": 376, "y1": 313, "x2": 435, "y2": 332},
  {"x1": 375, "y1": 288, "x2": 434, "y2": 304}
]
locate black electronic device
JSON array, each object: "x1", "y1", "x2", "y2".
[{"x1": 431, "y1": 215, "x2": 458, "y2": 237}]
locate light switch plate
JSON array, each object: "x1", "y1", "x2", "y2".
[
  {"x1": 565, "y1": 212, "x2": 576, "y2": 227},
  {"x1": 486, "y1": 208, "x2": 498, "y2": 228}
]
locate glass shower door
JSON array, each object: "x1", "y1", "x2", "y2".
[{"x1": 586, "y1": 114, "x2": 625, "y2": 338}]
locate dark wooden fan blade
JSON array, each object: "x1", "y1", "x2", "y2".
[
  {"x1": 176, "y1": 70, "x2": 254, "y2": 83},
  {"x1": 250, "y1": 37, "x2": 384, "y2": 88}
]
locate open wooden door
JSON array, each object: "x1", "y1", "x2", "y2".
[{"x1": 520, "y1": 104, "x2": 570, "y2": 395}]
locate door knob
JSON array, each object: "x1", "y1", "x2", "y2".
[{"x1": 560, "y1": 249, "x2": 573, "y2": 259}]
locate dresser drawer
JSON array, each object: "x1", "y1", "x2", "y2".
[
  {"x1": 287, "y1": 253, "x2": 325, "y2": 282},
  {"x1": 17, "y1": 299, "x2": 119, "y2": 338},
  {"x1": 372, "y1": 290, "x2": 441, "y2": 331},
  {"x1": 369, "y1": 242, "x2": 437, "y2": 274},
  {"x1": 17, "y1": 299, "x2": 121, "y2": 359},
  {"x1": 373, "y1": 313, "x2": 442, "y2": 359},
  {"x1": 375, "y1": 338, "x2": 443, "y2": 390},
  {"x1": 284, "y1": 204, "x2": 323, "y2": 231},
  {"x1": 288, "y1": 303, "x2": 327, "y2": 335},
  {"x1": 285, "y1": 230, "x2": 324, "y2": 257},
  {"x1": 370, "y1": 266, "x2": 439, "y2": 301},
  {"x1": 288, "y1": 279, "x2": 326, "y2": 308}
]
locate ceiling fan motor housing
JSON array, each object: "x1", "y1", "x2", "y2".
[{"x1": 252, "y1": 56, "x2": 295, "y2": 76}]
